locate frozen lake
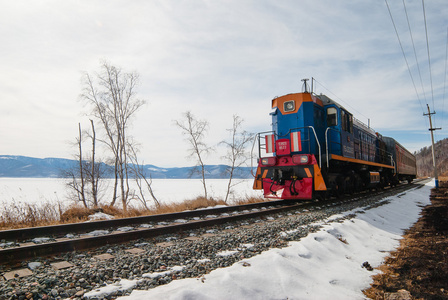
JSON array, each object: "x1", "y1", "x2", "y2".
[{"x1": 0, "y1": 178, "x2": 263, "y2": 211}]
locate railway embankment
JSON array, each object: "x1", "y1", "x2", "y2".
[
  {"x1": 364, "y1": 180, "x2": 448, "y2": 299},
  {"x1": 0, "y1": 181, "x2": 432, "y2": 299}
]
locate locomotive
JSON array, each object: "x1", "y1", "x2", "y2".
[{"x1": 253, "y1": 80, "x2": 417, "y2": 200}]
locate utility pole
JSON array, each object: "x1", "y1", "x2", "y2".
[{"x1": 424, "y1": 104, "x2": 441, "y2": 188}]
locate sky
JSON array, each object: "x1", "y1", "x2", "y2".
[
  {"x1": 82, "y1": 180, "x2": 433, "y2": 299},
  {"x1": 1, "y1": 0, "x2": 447, "y2": 168}
]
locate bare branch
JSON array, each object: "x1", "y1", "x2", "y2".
[
  {"x1": 175, "y1": 111, "x2": 212, "y2": 199},
  {"x1": 220, "y1": 115, "x2": 254, "y2": 202}
]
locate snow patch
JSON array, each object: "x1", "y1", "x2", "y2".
[
  {"x1": 142, "y1": 266, "x2": 185, "y2": 279},
  {"x1": 216, "y1": 250, "x2": 239, "y2": 257},
  {"x1": 88, "y1": 212, "x2": 114, "y2": 221},
  {"x1": 83, "y1": 279, "x2": 137, "y2": 299}
]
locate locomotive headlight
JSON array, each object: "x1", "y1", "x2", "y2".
[
  {"x1": 292, "y1": 154, "x2": 309, "y2": 164},
  {"x1": 261, "y1": 157, "x2": 276, "y2": 166},
  {"x1": 284, "y1": 100, "x2": 295, "y2": 112}
]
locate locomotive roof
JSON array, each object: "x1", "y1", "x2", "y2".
[
  {"x1": 316, "y1": 93, "x2": 377, "y2": 136},
  {"x1": 315, "y1": 94, "x2": 351, "y2": 113}
]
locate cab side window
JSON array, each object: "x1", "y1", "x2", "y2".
[
  {"x1": 341, "y1": 110, "x2": 346, "y2": 130},
  {"x1": 347, "y1": 114, "x2": 353, "y2": 133},
  {"x1": 326, "y1": 107, "x2": 337, "y2": 126},
  {"x1": 341, "y1": 110, "x2": 353, "y2": 133}
]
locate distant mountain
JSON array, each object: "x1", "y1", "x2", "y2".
[
  {"x1": 0, "y1": 156, "x2": 77, "y2": 178},
  {"x1": 0, "y1": 155, "x2": 253, "y2": 179}
]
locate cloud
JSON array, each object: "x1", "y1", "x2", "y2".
[{"x1": 0, "y1": 0, "x2": 447, "y2": 166}]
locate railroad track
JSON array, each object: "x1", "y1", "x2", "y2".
[{"x1": 0, "y1": 179, "x2": 427, "y2": 265}]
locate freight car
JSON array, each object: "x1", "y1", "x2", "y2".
[{"x1": 253, "y1": 81, "x2": 417, "y2": 200}]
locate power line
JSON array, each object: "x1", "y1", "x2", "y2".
[
  {"x1": 422, "y1": 0, "x2": 435, "y2": 111},
  {"x1": 312, "y1": 78, "x2": 370, "y2": 123},
  {"x1": 385, "y1": 0, "x2": 426, "y2": 115},
  {"x1": 402, "y1": 0, "x2": 427, "y2": 105}
]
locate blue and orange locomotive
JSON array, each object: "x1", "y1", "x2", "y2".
[{"x1": 253, "y1": 80, "x2": 417, "y2": 200}]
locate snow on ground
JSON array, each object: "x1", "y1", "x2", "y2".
[
  {"x1": 110, "y1": 180, "x2": 432, "y2": 300},
  {"x1": 84, "y1": 279, "x2": 138, "y2": 299},
  {"x1": 88, "y1": 212, "x2": 114, "y2": 221},
  {"x1": 0, "y1": 178, "x2": 261, "y2": 210},
  {"x1": 0, "y1": 177, "x2": 67, "y2": 206}
]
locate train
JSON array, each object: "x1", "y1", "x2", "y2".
[{"x1": 253, "y1": 80, "x2": 417, "y2": 200}]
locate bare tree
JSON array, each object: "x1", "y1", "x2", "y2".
[
  {"x1": 77, "y1": 123, "x2": 87, "y2": 206},
  {"x1": 127, "y1": 144, "x2": 160, "y2": 210},
  {"x1": 82, "y1": 119, "x2": 109, "y2": 208},
  {"x1": 64, "y1": 121, "x2": 107, "y2": 208},
  {"x1": 220, "y1": 115, "x2": 254, "y2": 202},
  {"x1": 89, "y1": 119, "x2": 99, "y2": 207},
  {"x1": 63, "y1": 166, "x2": 87, "y2": 208},
  {"x1": 81, "y1": 61, "x2": 145, "y2": 210},
  {"x1": 175, "y1": 111, "x2": 212, "y2": 199},
  {"x1": 62, "y1": 123, "x2": 88, "y2": 207}
]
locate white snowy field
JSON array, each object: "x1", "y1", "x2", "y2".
[
  {"x1": 82, "y1": 180, "x2": 433, "y2": 300},
  {"x1": 0, "y1": 178, "x2": 262, "y2": 211}
]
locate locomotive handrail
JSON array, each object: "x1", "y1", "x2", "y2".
[
  {"x1": 305, "y1": 126, "x2": 321, "y2": 169},
  {"x1": 250, "y1": 133, "x2": 261, "y2": 177},
  {"x1": 353, "y1": 117, "x2": 376, "y2": 135},
  {"x1": 325, "y1": 127, "x2": 342, "y2": 168},
  {"x1": 250, "y1": 134, "x2": 257, "y2": 177},
  {"x1": 285, "y1": 126, "x2": 321, "y2": 168},
  {"x1": 325, "y1": 127, "x2": 330, "y2": 168},
  {"x1": 390, "y1": 155, "x2": 396, "y2": 174},
  {"x1": 251, "y1": 127, "x2": 322, "y2": 171},
  {"x1": 250, "y1": 131, "x2": 275, "y2": 177},
  {"x1": 256, "y1": 130, "x2": 276, "y2": 158}
]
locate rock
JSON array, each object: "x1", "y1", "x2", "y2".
[
  {"x1": 50, "y1": 289, "x2": 58, "y2": 297},
  {"x1": 362, "y1": 261, "x2": 373, "y2": 271},
  {"x1": 28, "y1": 262, "x2": 42, "y2": 270}
]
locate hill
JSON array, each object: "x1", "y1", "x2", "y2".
[
  {"x1": 0, "y1": 155, "x2": 253, "y2": 179},
  {"x1": 415, "y1": 138, "x2": 448, "y2": 178}
]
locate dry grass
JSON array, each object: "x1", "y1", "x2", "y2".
[
  {"x1": 0, "y1": 200, "x2": 63, "y2": 230},
  {"x1": 363, "y1": 181, "x2": 448, "y2": 299},
  {"x1": 231, "y1": 195, "x2": 266, "y2": 205},
  {"x1": 152, "y1": 197, "x2": 227, "y2": 215},
  {"x1": 0, "y1": 195, "x2": 267, "y2": 230},
  {"x1": 60, "y1": 204, "x2": 146, "y2": 223}
]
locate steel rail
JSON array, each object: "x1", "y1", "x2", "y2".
[
  {"x1": 0, "y1": 201, "x2": 309, "y2": 264},
  {"x1": 0, "y1": 179, "x2": 427, "y2": 264},
  {"x1": 0, "y1": 199, "x2": 292, "y2": 242}
]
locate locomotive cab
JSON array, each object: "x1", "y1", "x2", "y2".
[{"x1": 319, "y1": 96, "x2": 355, "y2": 158}]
